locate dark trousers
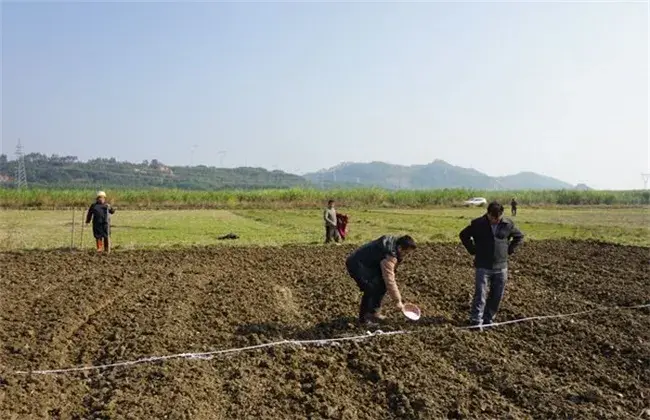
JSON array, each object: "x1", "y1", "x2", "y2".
[
  {"x1": 511, "y1": 207, "x2": 517, "y2": 216},
  {"x1": 93, "y1": 222, "x2": 110, "y2": 251},
  {"x1": 470, "y1": 268, "x2": 508, "y2": 325},
  {"x1": 325, "y1": 225, "x2": 339, "y2": 243},
  {"x1": 346, "y1": 260, "x2": 386, "y2": 321}
]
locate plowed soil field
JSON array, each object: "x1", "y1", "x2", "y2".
[{"x1": 1, "y1": 241, "x2": 649, "y2": 419}]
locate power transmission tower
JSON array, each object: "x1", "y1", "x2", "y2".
[
  {"x1": 642, "y1": 173, "x2": 650, "y2": 190},
  {"x1": 15, "y1": 139, "x2": 27, "y2": 189},
  {"x1": 190, "y1": 144, "x2": 198, "y2": 166},
  {"x1": 217, "y1": 150, "x2": 226, "y2": 167}
]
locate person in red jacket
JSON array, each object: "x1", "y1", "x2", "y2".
[{"x1": 336, "y1": 213, "x2": 349, "y2": 241}]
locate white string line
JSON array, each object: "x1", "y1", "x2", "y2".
[
  {"x1": 10, "y1": 303, "x2": 649, "y2": 376},
  {"x1": 12, "y1": 330, "x2": 408, "y2": 375},
  {"x1": 460, "y1": 303, "x2": 650, "y2": 330}
]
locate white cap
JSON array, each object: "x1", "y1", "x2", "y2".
[{"x1": 96, "y1": 191, "x2": 106, "y2": 198}]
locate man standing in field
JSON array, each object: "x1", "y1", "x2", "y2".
[
  {"x1": 323, "y1": 199, "x2": 340, "y2": 244},
  {"x1": 459, "y1": 202, "x2": 524, "y2": 328},
  {"x1": 346, "y1": 235, "x2": 417, "y2": 325},
  {"x1": 511, "y1": 198, "x2": 518, "y2": 216},
  {"x1": 86, "y1": 191, "x2": 116, "y2": 254}
]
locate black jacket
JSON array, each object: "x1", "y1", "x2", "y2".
[
  {"x1": 86, "y1": 202, "x2": 115, "y2": 238},
  {"x1": 346, "y1": 235, "x2": 402, "y2": 277},
  {"x1": 459, "y1": 215, "x2": 524, "y2": 269}
]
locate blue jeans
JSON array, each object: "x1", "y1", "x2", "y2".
[{"x1": 470, "y1": 268, "x2": 508, "y2": 325}]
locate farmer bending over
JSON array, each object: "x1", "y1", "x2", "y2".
[
  {"x1": 86, "y1": 191, "x2": 116, "y2": 254},
  {"x1": 459, "y1": 201, "x2": 524, "y2": 328},
  {"x1": 346, "y1": 235, "x2": 417, "y2": 325}
]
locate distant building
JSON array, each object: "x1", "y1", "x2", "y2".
[{"x1": 158, "y1": 165, "x2": 173, "y2": 175}]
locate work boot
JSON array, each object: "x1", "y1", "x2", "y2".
[
  {"x1": 359, "y1": 313, "x2": 380, "y2": 327},
  {"x1": 360, "y1": 313, "x2": 385, "y2": 326},
  {"x1": 372, "y1": 311, "x2": 386, "y2": 321}
]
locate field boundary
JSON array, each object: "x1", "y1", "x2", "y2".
[
  {"x1": 11, "y1": 302, "x2": 649, "y2": 376},
  {"x1": 2, "y1": 187, "x2": 649, "y2": 209},
  {"x1": 1, "y1": 238, "x2": 648, "y2": 255}
]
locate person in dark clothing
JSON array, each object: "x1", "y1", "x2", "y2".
[
  {"x1": 511, "y1": 198, "x2": 518, "y2": 216},
  {"x1": 86, "y1": 191, "x2": 116, "y2": 253},
  {"x1": 345, "y1": 235, "x2": 417, "y2": 325},
  {"x1": 459, "y1": 202, "x2": 524, "y2": 328}
]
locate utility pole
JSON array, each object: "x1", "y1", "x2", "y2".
[
  {"x1": 217, "y1": 151, "x2": 227, "y2": 167},
  {"x1": 272, "y1": 164, "x2": 279, "y2": 187},
  {"x1": 642, "y1": 173, "x2": 650, "y2": 190},
  {"x1": 15, "y1": 139, "x2": 27, "y2": 189},
  {"x1": 190, "y1": 145, "x2": 198, "y2": 166}
]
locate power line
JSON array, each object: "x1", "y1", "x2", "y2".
[{"x1": 15, "y1": 139, "x2": 27, "y2": 189}]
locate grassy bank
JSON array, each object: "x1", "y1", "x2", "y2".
[
  {"x1": 1, "y1": 187, "x2": 649, "y2": 209},
  {"x1": 1, "y1": 207, "x2": 648, "y2": 250}
]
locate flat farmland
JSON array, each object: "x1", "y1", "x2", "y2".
[
  {"x1": 1, "y1": 242, "x2": 649, "y2": 419},
  {"x1": 1, "y1": 206, "x2": 649, "y2": 419},
  {"x1": 1, "y1": 206, "x2": 648, "y2": 250}
]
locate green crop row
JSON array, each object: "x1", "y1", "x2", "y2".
[{"x1": 0, "y1": 187, "x2": 648, "y2": 209}]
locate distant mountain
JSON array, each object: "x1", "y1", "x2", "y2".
[
  {"x1": 304, "y1": 160, "x2": 578, "y2": 190},
  {"x1": 494, "y1": 171, "x2": 574, "y2": 190},
  {"x1": 0, "y1": 153, "x2": 585, "y2": 191}
]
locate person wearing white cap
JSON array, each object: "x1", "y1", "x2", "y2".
[{"x1": 85, "y1": 191, "x2": 116, "y2": 253}]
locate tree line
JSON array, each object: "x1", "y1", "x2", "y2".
[{"x1": 0, "y1": 153, "x2": 308, "y2": 190}]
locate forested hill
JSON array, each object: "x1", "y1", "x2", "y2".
[
  {"x1": 0, "y1": 154, "x2": 589, "y2": 191},
  {"x1": 0, "y1": 154, "x2": 307, "y2": 190},
  {"x1": 304, "y1": 160, "x2": 579, "y2": 190}
]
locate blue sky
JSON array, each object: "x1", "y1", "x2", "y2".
[{"x1": 1, "y1": 1, "x2": 647, "y2": 189}]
